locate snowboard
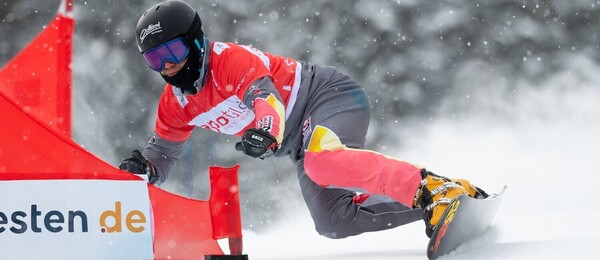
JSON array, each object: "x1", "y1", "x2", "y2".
[{"x1": 426, "y1": 185, "x2": 507, "y2": 259}]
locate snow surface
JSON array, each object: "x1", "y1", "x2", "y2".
[{"x1": 237, "y1": 55, "x2": 600, "y2": 259}]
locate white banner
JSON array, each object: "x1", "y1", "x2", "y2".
[{"x1": 0, "y1": 180, "x2": 153, "y2": 259}]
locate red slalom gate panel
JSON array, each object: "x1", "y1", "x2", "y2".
[{"x1": 0, "y1": 14, "x2": 74, "y2": 138}]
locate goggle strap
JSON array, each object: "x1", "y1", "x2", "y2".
[
  {"x1": 194, "y1": 38, "x2": 202, "y2": 51},
  {"x1": 184, "y1": 14, "x2": 204, "y2": 48}
]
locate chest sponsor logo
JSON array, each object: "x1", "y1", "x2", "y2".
[{"x1": 189, "y1": 96, "x2": 255, "y2": 134}]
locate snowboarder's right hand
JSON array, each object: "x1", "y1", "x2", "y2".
[
  {"x1": 235, "y1": 128, "x2": 278, "y2": 159},
  {"x1": 119, "y1": 150, "x2": 162, "y2": 185}
]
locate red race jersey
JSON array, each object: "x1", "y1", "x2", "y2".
[{"x1": 154, "y1": 41, "x2": 301, "y2": 142}]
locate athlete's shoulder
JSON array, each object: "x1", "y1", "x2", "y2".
[
  {"x1": 210, "y1": 41, "x2": 246, "y2": 56},
  {"x1": 211, "y1": 41, "x2": 271, "y2": 69},
  {"x1": 208, "y1": 42, "x2": 246, "y2": 68}
]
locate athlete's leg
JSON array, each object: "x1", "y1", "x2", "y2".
[
  {"x1": 291, "y1": 69, "x2": 423, "y2": 238},
  {"x1": 296, "y1": 158, "x2": 422, "y2": 239},
  {"x1": 302, "y1": 70, "x2": 422, "y2": 208}
]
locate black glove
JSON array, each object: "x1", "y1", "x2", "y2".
[
  {"x1": 235, "y1": 128, "x2": 278, "y2": 159},
  {"x1": 119, "y1": 150, "x2": 161, "y2": 185}
]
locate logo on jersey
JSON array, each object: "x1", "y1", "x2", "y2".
[
  {"x1": 213, "y1": 42, "x2": 230, "y2": 55},
  {"x1": 140, "y1": 22, "x2": 162, "y2": 43},
  {"x1": 189, "y1": 96, "x2": 255, "y2": 134}
]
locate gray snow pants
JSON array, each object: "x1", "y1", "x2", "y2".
[{"x1": 280, "y1": 63, "x2": 422, "y2": 239}]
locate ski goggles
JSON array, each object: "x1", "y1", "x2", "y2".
[{"x1": 142, "y1": 37, "x2": 190, "y2": 72}]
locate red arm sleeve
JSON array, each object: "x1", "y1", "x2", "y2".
[
  {"x1": 215, "y1": 44, "x2": 285, "y2": 143},
  {"x1": 243, "y1": 78, "x2": 286, "y2": 144}
]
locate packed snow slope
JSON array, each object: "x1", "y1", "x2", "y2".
[{"x1": 242, "y1": 54, "x2": 600, "y2": 259}]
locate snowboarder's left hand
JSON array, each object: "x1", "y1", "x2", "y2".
[
  {"x1": 235, "y1": 128, "x2": 278, "y2": 159},
  {"x1": 119, "y1": 150, "x2": 161, "y2": 185}
]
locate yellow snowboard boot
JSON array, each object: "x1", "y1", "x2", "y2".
[
  {"x1": 451, "y1": 178, "x2": 489, "y2": 199},
  {"x1": 413, "y1": 169, "x2": 467, "y2": 237}
]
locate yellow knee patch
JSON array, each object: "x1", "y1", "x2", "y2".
[{"x1": 306, "y1": 125, "x2": 346, "y2": 153}]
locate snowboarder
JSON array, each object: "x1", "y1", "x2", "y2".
[{"x1": 119, "y1": 0, "x2": 487, "y2": 238}]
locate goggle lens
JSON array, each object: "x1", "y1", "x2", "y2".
[{"x1": 142, "y1": 37, "x2": 189, "y2": 71}]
